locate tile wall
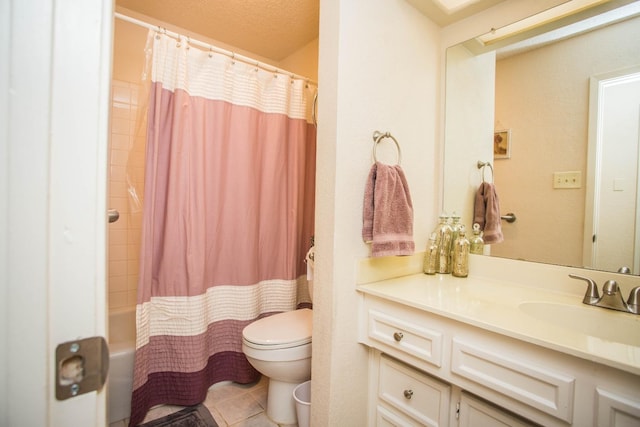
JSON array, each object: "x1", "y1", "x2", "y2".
[{"x1": 108, "y1": 79, "x2": 147, "y2": 312}]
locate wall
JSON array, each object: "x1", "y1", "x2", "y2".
[
  {"x1": 108, "y1": 16, "x2": 319, "y2": 312},
  {"x1": 491, "y1": 15, "x2": 640, "y2": 265},
  {"x1": 313, "y1": 0, "x2": 441, "y2": 424}
]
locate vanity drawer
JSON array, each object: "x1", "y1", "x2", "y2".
[
  {"x1": 376, "y1": 404, "x2": 419, "y2": 427},
  {"x1": 378, "y1": 354, "x2": 450, "y2": 426},
  {"x1": 366, "y1": 306, "x2": 443, "y2": 368}
]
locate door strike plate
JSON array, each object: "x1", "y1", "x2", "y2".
[{"x1": 55, "y1": 336, "x2": 109, "y2": 400}]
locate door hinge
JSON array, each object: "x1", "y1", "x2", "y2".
[{"x1": 456, "y1": 401, "x2": 460, "y2": 419}]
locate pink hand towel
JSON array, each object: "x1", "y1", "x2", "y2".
[
  {"x1": 362, "y1": 162, "x2": 415, "y2": 257},
  {"x1": 473, "y1": 181, "x2": 504, "y2": 244}
]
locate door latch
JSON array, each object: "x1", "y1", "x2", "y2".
[{"x1": 55, "y1": 336, "x2": 109, "y2": 400}]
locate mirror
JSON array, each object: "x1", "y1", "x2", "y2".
[{"x1": 443, "y1": 0, "x2": 640, "y2": 274}]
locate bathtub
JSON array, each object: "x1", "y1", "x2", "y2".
[{"x1": 108, "y1": 307, "x2": 136, "y2": 424}]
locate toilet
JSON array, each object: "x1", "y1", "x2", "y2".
[{"x1": 242, "y1": 308, "x2": 313, "y2": 424}]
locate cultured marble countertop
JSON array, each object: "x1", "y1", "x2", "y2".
[{"x1": 357, "y1": 273, "x2": 640, "y2": 376}]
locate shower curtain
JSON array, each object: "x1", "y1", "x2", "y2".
[{"x1": 129, "y1": 31, "x2": 317, "y2": 426}]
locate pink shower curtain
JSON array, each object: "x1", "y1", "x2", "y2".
[{"x1": 129, "y1": 32, "x2": 316, "y2": 426}]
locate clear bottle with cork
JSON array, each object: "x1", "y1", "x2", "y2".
[
  {"x1": 450, "y1": 212, "x2": 462, "y2": 244},
  {"x1": 452, "y1": 225, "x2": 470, "y2": 277},
  {"x1": 423, "y1": 233, "x2": 438, "y2": 275},
  {"x1": 449, "y1": 212, "x2": 462, "y2": 267},
  {"x1": 435, "y1": 213, "x2": 453, "y2": 274},
  {"x1": 470, "y1": 223, "x2": 484, "y2": 255}
]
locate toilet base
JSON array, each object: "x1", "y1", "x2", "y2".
[{"x1": 266, "y1": 378, "x2": 304, "y2": 424}]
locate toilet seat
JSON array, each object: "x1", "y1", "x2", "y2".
[{"x1": 242, "y1": 308, "x2": 312, "y2": 350}]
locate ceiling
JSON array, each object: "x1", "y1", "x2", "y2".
[
  {"x1": 115, "y1": 0, "x2": 320, "y2": 61},
  {"x1": 114, "y1": 0, "x2": 507, "y2": 61}
]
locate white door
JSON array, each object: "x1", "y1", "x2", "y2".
[
  {"x1": 1, "y1": 0, "x2": 112, "y2": 426},
  {"x1": 584, "y1": 68, "x2": 640, "y2": 273}
]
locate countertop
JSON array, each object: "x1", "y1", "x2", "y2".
[{"x1": 357, "y1": 273, "x2": 640, "y2": 376}]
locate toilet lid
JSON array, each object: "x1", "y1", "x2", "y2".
[{"x1": 243, "y1": 308, "x2": 312, "y2": 347}]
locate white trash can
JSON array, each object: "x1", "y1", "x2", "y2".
[{"x1": 293, "y1": 380, "x2": 311, "y2": 427}]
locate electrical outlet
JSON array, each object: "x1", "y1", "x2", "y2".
[{"x1": 553, "y1": 171, "x2": 582, "y2": 189}]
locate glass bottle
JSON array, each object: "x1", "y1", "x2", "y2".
[
  {"x1": 452, "y1": 225, "x2": 470, "y2": 277},
  {"x1": 450, "y1": 212, "x2": 462, "y2": 244},
  {"x1": 449, "y1": 212, "x2": 462, "y2": 266},
  {"x1": 423, "y1": 233, "x2": 438, "y2": 275},
  {"x1": 435, "y1": 213, "x2": 453, "y2": 274},
  {"x1": 470, "y1": 223, "x2": 484, "y2": 255}
]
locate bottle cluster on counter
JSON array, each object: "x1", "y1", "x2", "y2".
[{"x1": 423, "y1": 212, "x2": 484, "y2": 277}]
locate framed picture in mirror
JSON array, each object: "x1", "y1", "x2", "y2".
[{"x1": 494, "y1": 129, "x2": 511, "y2": 159}]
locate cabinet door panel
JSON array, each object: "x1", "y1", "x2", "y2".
[
  {"x1": 459, "y1": 392, "x2": 536, "y2": 427},
  {"x1": 451, "y1": 337, "x2": 574, "y2": 422},
  {"x1": 596, "y1": 387, "x2": 640, "y2": 427}
]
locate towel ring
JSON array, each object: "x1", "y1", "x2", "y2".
[
  {"x1": 477, "y1": 160, "x2": 493, "y2": 183},
  {"x1": 372, "y1": 131, "x2": 402, "y2": 165}
]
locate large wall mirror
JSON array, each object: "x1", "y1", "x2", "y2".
[{"x1": 443, "y1": 0, "x2": 640, "y2": 274}]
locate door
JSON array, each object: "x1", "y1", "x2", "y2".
[
  {"x1": 458, "y1": 392, "x2": 536, "y2": 427},
  {"x1": 1, "y1": 0, "x2": 112, "y2": 426},
  {"x1": 584, "y1": 68, "x2": 640, "y2": 273}
]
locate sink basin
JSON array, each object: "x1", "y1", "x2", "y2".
[{"x1": 518, "y1": 301, "x2": 640, "y2": 346}]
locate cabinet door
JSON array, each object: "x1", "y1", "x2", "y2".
[
  {"x1": 596, "y1": 387, "x2": 640, "y2": 427},
  {"x1": 459, "y1": 392, "x2": 536, "y2": 427}
]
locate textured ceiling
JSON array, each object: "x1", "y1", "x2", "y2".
[
  {"x1": 115, "y1": 0, "x2": 510, "y2": 61},
  {"x1": 115, "y1": 0, "x2": 320, "y2": 61}
]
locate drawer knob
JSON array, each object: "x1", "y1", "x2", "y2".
[
  {"x1": 393, "y1": 331, "x2": 404, "y2": 342},
  {"x1": 403, "y1": 389, "x2": 414, "y2": 400}
]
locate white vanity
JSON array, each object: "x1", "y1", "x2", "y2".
[{"x1": 357, "y1": 255, "x2": 640, "y2": 426}]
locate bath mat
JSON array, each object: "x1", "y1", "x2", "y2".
[{"x1": 138, "y1": 404, "x2": 218, "y2": 427}]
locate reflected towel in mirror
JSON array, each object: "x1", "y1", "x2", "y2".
[{"x1": 474, "y1": 182, "x2": 504, "y2": 244}]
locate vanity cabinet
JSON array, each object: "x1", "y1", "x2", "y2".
[{"x1": 358, "y1": 292, "x2": 640, "y2": 426}]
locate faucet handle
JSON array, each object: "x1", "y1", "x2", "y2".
[
  {"x1": 627, "y1": 287, "x2": 640, "y2": 314},
  {"x1": 602, "y1": 280, "x2": 619, "y2": 295},
  {"x1": 569, "y1": 274, "x2": 600, "y2": 304},
  {"x1": 618, "y1": 266, "x2": 632, "y2": 274}
]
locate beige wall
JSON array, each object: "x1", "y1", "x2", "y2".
[
  {"x1": 312, "y1": 0, "x2": 441, "y2": 424},
  {"x1": 108, "y1": 17, "x2": 319, "y2": 312},
  {"x1": 492, "y1": 15, "x2": 640, "y2": 265}
]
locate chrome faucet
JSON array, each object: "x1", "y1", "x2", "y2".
[{"x1": 569, "y1": 274, "x2": 640, "y2": 315}]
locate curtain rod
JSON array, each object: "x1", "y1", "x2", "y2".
[{"x1": 114, "y1": 12, "x2": 318, "y2": 86}]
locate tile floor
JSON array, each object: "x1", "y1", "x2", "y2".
[{"x1": 110, "y1": 376, "x2": 298, "y2": 427}]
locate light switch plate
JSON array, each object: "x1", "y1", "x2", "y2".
[{"x1": 553, "y1": 171, "x2": 582, "y2": 189}]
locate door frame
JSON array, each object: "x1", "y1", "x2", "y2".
[{"x1": 1, "y1": 0, "x2": 112, "y2": 425}]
